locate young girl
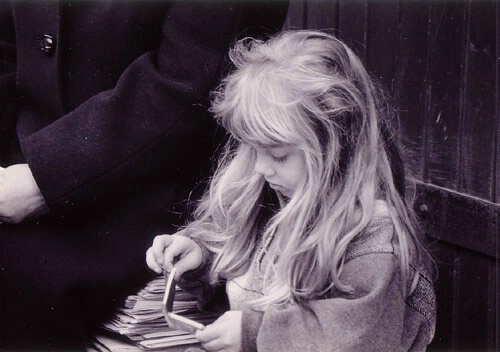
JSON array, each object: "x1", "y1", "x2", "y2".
[{"x1": 146, "y1": 30, "x2": 436, "y2": 352}]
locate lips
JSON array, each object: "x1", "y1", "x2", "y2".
[{"x1": 269, "y1": 183, "x2": 291, "y2": 198}]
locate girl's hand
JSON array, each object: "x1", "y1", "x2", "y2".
[
  {"x1": 195, "y1": 311, "x2": 242, "y2": 352},
  {"x1": 145, "y1": 233, "x2": 203, "y2": 278}
]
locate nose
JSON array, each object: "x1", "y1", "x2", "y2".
[{"x1": 254, "y1": 155, "x2": 275, "y2": 177}]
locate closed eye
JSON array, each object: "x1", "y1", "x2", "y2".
[{"x1": 272, "y1": 155, "x2": 288, "y2": 163}]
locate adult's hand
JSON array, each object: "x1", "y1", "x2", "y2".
[{"x1": 0, "y1": 164, "x2": 49, "y2": 224}]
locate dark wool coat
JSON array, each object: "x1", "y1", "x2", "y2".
[{"x1": 0, "y1": 1, "x2": 288, "y2": 348}]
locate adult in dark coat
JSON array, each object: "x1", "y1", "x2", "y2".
[{"x1": 0, "y1": 1, "x2": 288, "y2": 349}]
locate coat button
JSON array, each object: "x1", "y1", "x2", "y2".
[{"x1": 39, "y1": 34, "x2": 55, "y2": 54}]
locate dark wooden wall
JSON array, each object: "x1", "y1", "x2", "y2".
[{"x1": 283, "y1": 1, "x2": 499, "y2": 351}]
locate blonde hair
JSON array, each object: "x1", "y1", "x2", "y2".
[{"x1": 186, "y1": 30, "x2": 427, "y2": 309}]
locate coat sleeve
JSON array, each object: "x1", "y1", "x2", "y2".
[
  {"x1": 241, "y1": 252, "x2": 411, "y2": 352},
  {"x1": 19, "y1": 1, "x2": 287, "y2": 213},
  {"x1": 0, "y1": 2, "x2": 17, "y2": 156},
  {"x1": 0, "y1": 1, "x2": 15, "y2": 75}
]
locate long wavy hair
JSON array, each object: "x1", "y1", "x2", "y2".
[{"x1": 186, "y1": 30, "x2": 427, "y2": 309}]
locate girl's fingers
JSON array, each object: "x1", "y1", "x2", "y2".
[
  {"x1": 147, "y1": 235, "x2": 175, "y2": 273},
  {"x1": 151, "y1": 235, "x2": 173, "y2": 260},
  {"x1": 163, "y1": 235, "x2": 199, "y2": 279},
  {"x1": 145, "y1": 247, "x2": 162, "y2": 274},
  {"x1": 162, "y1": 236, "x2": 188, "y2": 272},
  {"x1": 195, "y1": 324, "x2": 220, "y2": 344},
  {"x1": 162, "y1": 246, "x2": 176, "y2": 272},
  {"x1": 195, "y1": 311, "x2": 242, "y2": 351},
  {"x1": 200, "y1": 338, "x2": 223, "y2": 351},
  {"x1": 147, "y1": 234, "x2": 201, "y2": 276},
  {"x1": 172, "y1": 253, "x2": 198, "y2": 279}
]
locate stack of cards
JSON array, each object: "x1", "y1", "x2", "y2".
[{"x1": 88, "y1": 276, "x2": 219, "y2": 351}]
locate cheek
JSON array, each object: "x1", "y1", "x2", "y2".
[
  {"x1": 288, "y1": 158, "x2": 307, "y2": 187},
  {"x1": 294, "y1": 165, "x2": 307, "y2": 186}
]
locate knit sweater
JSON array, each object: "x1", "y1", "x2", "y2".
[{"x1": 179, "y1": 201, "x2": 436, "y2": 352}]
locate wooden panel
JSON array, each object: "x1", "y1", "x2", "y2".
[
  {"x1": 289, "y1": 1, "x2": 500, "y2": 350},
  {"x1": 487, "y1": 258, "x2": 498, "y2": 350},
  {"x1": 336, "y1": 0, "x2": 367, "y2": 60},
  {"x1": 495, "y1": 0, "x2": 500, "y2": 204},
  {"x1": 415, "y1": 182, "x2": 499, "y2": 258},
  {"x1": 426, "y1": 0, "x2": 466, "y2": 192},
  {"x1": 444, "y1": 191, "x2": 498, "y2": 257},
  {"x1": 460, "y1": 0, "x2": 496, "y2": 200},
  {"x1": 426, "y1": 242, "x2": 457, "y2": 351},
  {"x1": 303, "y1": 0, "x2": 338, "y2": 30},
  {"x1": 283, "y1": 0, "x2": 307, "y2": 29},
  {"x1": 395, "y1": 1, "x2": 431, "y2": 181},
  {"x1": 416, "y1": 182, "x2": 499, "y2": 349},
  {"x1": 416, "y1": 181, "x2": 499, "y2": 350},
  {"x1": 364, "y1": 1, "x2": 400, "y2": 92},
  {"x1": 455, "y1": 250, "x2": 493, "y2": 350},
  {"x1": 496, "y1": 240, "x2": 500, "y2": 351},
  {"x1": 428, "y1": 245, "x2": 498, "y2": 351}
]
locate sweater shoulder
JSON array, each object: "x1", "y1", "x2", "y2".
[{"x1": 345, "y1": 200, "x2": 396, "y2": 262}]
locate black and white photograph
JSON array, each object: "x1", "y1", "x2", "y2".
[{"x1": 0, "y1": 1, "x2": 498, "y2": 351}]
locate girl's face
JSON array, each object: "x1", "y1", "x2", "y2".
[{"x1": 253, "y1": 146, "x2": 307, "y2": 198}]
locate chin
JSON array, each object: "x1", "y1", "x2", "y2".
[{"x1": 280, "y1": 190, "x2": 291, "y2": 197}]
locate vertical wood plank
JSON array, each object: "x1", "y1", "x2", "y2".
[
  {"x1": 460, "y1": 0, "x2": 496, "y2": 200},
  {"x1": 365, "y1": 1, "x2": 401, "y2": 93},
  {"x1": 395, "y1": 0, "x2": 431, "y2": 181},
  {"x1": 284, "y1": 0, "x2": 307, "y2": 29},
  {"x1": 427, "y1": 243, "x2": 457, "y2": 351},
  {"x1": 455, "y1": 250, "x2": 492, "y2": 350},
  {"x1": 426, "y1": 0, "x2": 466, "y2": 192},
  {"x1": 496, "y1": 0, "x2": 500, "y2": 204},
  {"x1": 415, "y1": 183, "x2": 454, "y2": 351},
  {"x1": 303, "y1": 0, "x2": 338, "y2": 30},
  {"x1": 493, "y1": 8, "x2": 498, "y2": 350},
  {"x1": 336, "y1": 0, "x2": 368, "y2": 61},
  {"x1": 495, "y1": 207, "x2": 499, "y2": 351},
  {"x1": 487, "y1": 255, "x2": 498, "y2": 350}
]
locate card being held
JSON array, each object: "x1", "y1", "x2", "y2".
[{"x1": 162, "y1": 268, "x2": 205, "y2": 333}]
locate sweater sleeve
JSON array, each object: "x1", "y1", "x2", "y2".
[
  {"x1": 176, "y1": 225, "x2": 229, "y2": 314},
  {"x1": 241, "y1": 218, "x2": 435, "y2": 352},
  {"x1": 241, "y1": 253, "x2": 407, "y2": 352}
]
